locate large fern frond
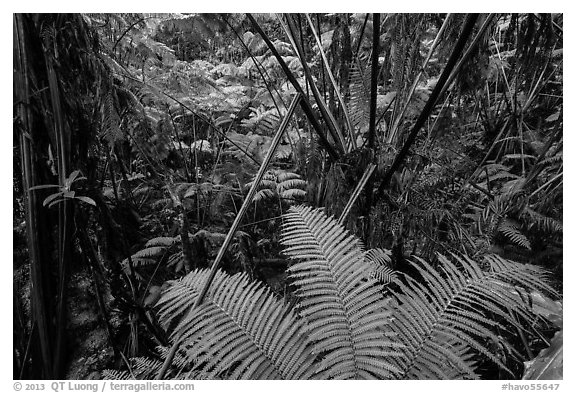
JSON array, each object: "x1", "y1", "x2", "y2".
[
  {"x1": 388, "y1": 253, "x2": 556, "y2": 379},
  {"x1": 281, "y1": 206, "x2": 403, "y2": 379},
  {"x1": 156, "y1": 269, "x2": 316, "y2": 379}
]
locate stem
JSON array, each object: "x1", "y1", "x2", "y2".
[
  {"x1": 375, "y1": 14, "x2": 479, "y2": 200},
  {"x1": 386, "y1": 13, "x2": 452, "y2": 144},
  {"x1": 305, "y1": 13, "x2": 355, "y2": 149},
  {"x1": 338, "y1": 163, "x2": 377, "y2": 225},
  {"x1": 247, "y1": 13, "x2": 340, "y2": 160},
  {"x1": 363, "y1": 13, "x2": 380, "y2": 227}
]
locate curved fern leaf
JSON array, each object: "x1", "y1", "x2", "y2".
[
  {"x1": 146, "y1": 236, "x2": 179, "y2": 248},
  {"x1": 276, "y1": 171, "x2": 301, "y2": 183},
  {"x1": 157, "y1": 269, "x2": 316, "y2": 379},
  {"x1": 278, "y1": 178, "x2": 307, "y2": 193},
  {"x1": 389, "y1": 253, "x2": 555, "y2": 379},
  {"x1": 279, "y1": 188, "x2": 306, "y2": 200},
  {"x1": 281, "y1": 206, "x2": 403, "y2": 379},
  {"x1": 132, "y1": 246, "x2": 166, "y2": 259},
  {"x1": 254, "y1": 188, "x2": 276, "y2": 202},
  {"x1": 498, "y1": 219, "x2": 531, "y2": 249},
  {"x1": 523, "y1": 208, "x2": 563, "y2": 235}
]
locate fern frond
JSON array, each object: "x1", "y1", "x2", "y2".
[
  {"x1": 278, "y1": 178, "x2": 307, "y2": 193},
  {"x1": 364, "y1": 248, "x2": 396, "y2": 285},
  {"x1": 146, "y1": 236, "x2": 179, "y2": 248},
  {"x1": 522, "y1": 208, "x2": 563, "y2": 234},
  {"x1": 498, "y1": 219, "x2": 531, "y2": 249},
  {"x1": 279, "y1": 188, "x2": 306, "y2": 200},
  {"x1": 130, "y1": 356, "x2": 164, "y2": 378},
  {"x1": 281, "y1": 206, "x2": 403, "y2": 379},
  {"x1": 246, "y1": 170, "x2": 306, "y2": 204},
  {"x1": 100, "y1": 89, "x2": 123, "y2": 145},
  {"x1": 132, "y1": 246, "x2": 166, "y2": 259},
  {"x1": 157, "y1": 269, "x2": 316, "y2": 379},
  {"x1": 104, "y1": 345, "x2": 191, "y2": 380},
  {"x1": 276, "y1": 170, "x2": 300, "y2": 183},
  {"x1": 254, "y1": 188, "x2": 276, "y2": 202},
  {"x1": 389, "y1": 253, "x2": 555, "y2": 379},
  {"x1": 348, "y1": 57, "x2": 371, "y2": 132},
  {"x1": 102, "y1": 369, "x2": 132, "y2": 380},
  {"x1": 241, "y1": 107, "x2": 280, "y2": 136}
]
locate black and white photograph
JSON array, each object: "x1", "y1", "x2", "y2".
[{"x1": 11, "y1": 9, "x2": 565, "y2": 386}]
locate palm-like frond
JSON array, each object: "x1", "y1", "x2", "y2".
[
  {"x1": 388, "y1": 253, "x2": 556, "y2": 379},
  {"x1": 156, "y1": 269, "x2": 316, "y2": 379},
  {"x1": 281, "y1": 206, "x2": 403, "y2": 379}
]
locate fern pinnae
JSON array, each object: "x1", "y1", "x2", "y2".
[
  {"x1": 389, "y1": 252, "x2": 556, "y2": 379},
  {"x1": 157, "y1": 269, "x2": 316, "y2": 379},
  {"x1": 281, "y1": 205, "x2": 403, "y2": 379},
  {"x1": 145, "y1": 236, "x2": 178, "y2": 248}
]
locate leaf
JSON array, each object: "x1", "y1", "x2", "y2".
[
  {"x1": 522, "y1": 330, "x2": 563, "y2": 380},
  {"x1": 75, "y1": 196, "x2": 97, "y2": 206},
  {"x1": 48, "y1": 199, "x2": 66, "y2": 208},
  {"x1": 43, "y1": 192, "x2": 63, "y2": 207},
  {"x1": 545, "y1": 111, "x2": 560, "y2": 123},
  {"x1": 281, "y1": 206, "x2": 403, "y2": 379},
  {"x1": 388, "y1": 253, "x2": 557, "y2": 379},
  {"x1": 157, "y1": 269, "x2": 316, "y2": 379},
  {"x1": 146, "y1": 237, "x2": 179, "y2": 248},
  {"x1": 66, "y1": 169, "x2": 82, "y2": 185},
  {"x1": 498, "y1": 219, "x2": 531, "y2": 249},
  {"x1": 133, "y1": 246, "x2": 166, "y2": 259},
  {"x1": 29, "y1": 184, "x2": 60, "y2": 191}
]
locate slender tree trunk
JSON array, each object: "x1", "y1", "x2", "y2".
[{"x1": 14, "y1": 13, "x2": 55, "y2": 379}]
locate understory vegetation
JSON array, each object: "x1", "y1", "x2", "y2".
[{"x1": 13, "y1": 13, "x2": 562, "y2": 380}]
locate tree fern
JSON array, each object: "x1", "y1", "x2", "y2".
[
  {"x1": 113, "y1": 206, "x2": 557, "y2": 380},
  {"x1": 281, "y1": 206, "x2": 403, "y2": 379}
]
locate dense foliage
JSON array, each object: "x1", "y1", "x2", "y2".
[{"x1": 13, "y1": 13, "x2": 562, "y2": 380}]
